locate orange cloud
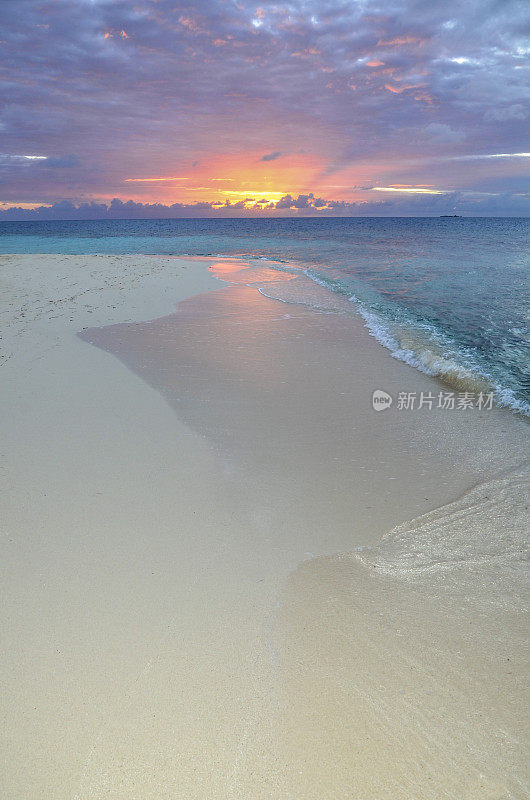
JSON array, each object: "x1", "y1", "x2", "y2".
[
  {"x1": 372, "y1": 186, "x2": 445, "y2": 194},
  {"x1": 178, "y1": 16, "x2": 202, "y2": 33},
  {"x1": 118, "y1": 149, "x2": 437, "y2": 209},
  {"x1": 103, "y1": 29, "x2": 130, "y2": 40},
  {"x1": 413, "y1": 90, "x2": 434, "y2": 105},
  {"x1": 385, "y1": 82, "x2": 427, "y2": 94},
  {"x1": 0, "y1": 201, "x2": 53, "y2": 210},
  {"x1": 124, "y1": 176, "x2": 189, "y2": 182},
  {"x1": 377, "y1": 35, "x2": 425, "y2": 47},
  {"x1": 291, "y1": 47, "x2": 321, "y2": 58},
  {"x1": 117, "y1": 151, "x2": 326, "y2": 206}
]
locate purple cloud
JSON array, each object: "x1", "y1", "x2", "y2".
[
  {"x1": 261, "y1": 152, "x2": 283, "y2": 161},
  {"x1": 2, "y1": 191, "x2": 529, "y2": 221},
  {"x1": 0, "y1": 0, "x2": 528, "y2": 212}
]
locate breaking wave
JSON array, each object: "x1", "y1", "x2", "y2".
[{"x1": 236, "y1": 260, "x2": 530, "y2": 417}]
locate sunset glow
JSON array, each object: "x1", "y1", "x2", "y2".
[
  {"x1": 1, "y1": 0, "x2": 528, "y2": 218},
  {"x1": 372, "y1": 187, "x2": 447, "y2": 195}
]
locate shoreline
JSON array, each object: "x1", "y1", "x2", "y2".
[
  {"x1": 1, "y1": 253, "x2": 528, "y2": 798},
  {"x1": 2, "y1": 218, "x2": 528, "y2": 418}
]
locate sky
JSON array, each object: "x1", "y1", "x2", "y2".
[{"x1": 1, "y1": 0, "x2": 529, "y2": 218}]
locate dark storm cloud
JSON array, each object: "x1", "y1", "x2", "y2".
[{"x1": 0, "y1": 0, "x2": 528, "y2": 211}]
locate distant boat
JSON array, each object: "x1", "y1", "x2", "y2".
[{"x1": 440, "y1": 214, "x2": 461, "y2": 217}]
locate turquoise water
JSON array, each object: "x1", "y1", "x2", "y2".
[{"x1": 1, "y1": 217, "x2": 528, "y2": 414}]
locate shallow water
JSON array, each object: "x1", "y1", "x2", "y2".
[
  {"x1": 77, "y1": 265, "x2": 530, "y2": 799},
  {"x1": 273, "y1": 464, "x2": 529, "y2": 799},
  {"x1": 2, "y1": 217, "x2": 529, "y2": 412}
]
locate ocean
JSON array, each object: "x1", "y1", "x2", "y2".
[{"x1": 1, "y1": 217, "x2": 528, "y2": 414}]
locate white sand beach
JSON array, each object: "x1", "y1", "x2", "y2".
[{"x1": 1, "y1": 254, "x2": 528, "y2": 799}]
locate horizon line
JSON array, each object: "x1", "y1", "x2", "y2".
[{"x1": 1, "y1": 214, "x2": 530, "y2": 223}]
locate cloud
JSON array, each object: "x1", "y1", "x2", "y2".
[
  {"x1": 423, "y1": 123, "x2": 464, "y2": 143},
  {"x1": 124, "y1": 175, "x2": 189, "y2": 182},
  {"x1": 275, "y1": 194, "x2": 293, "y2": 208},
  {"x1": 0, "y1": 0, "x2": 528, "y2": 208},
  {"x1": 449, "y1": 152, "x2": 530, "y2": 160},
  {"x1": 1, "y1": 191, "x2": 528, "y2": 221},
  {"x1": 377, "y1": 36, "x2": 425, "y2": 47},
  {"x1": 372, "y1": 186, "x2": 446, "y2": 194},
  {"x1": 484, "y1": 105, "x2": 528, "y2": 122},
  {"x1": 0, "y1": 153, "x2": 47, "y2": 163},
  {"x1": 292, "y1": 194, "x2": 312, "y2": 208},
  {"x1": 41, "y1": 155, "x2": 80, "y2": 168}
]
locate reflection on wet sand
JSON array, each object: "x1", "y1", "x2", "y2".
[
  {"x1": 81, "y1": 279, "x2": 529, "y2": 549},
  {"x1": 80, "y1": 281, "x2": 526, "y2": 552},
  {"x1": 208, "y1": 259, "x2": 298, "y2": 284},
  {"x1": 78, "y1": 275, "x2": 529, "y2": 798}
]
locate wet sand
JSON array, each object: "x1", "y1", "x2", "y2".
[{"x1": 1, "y1": 254, "x2": 528, "y2": 798}]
